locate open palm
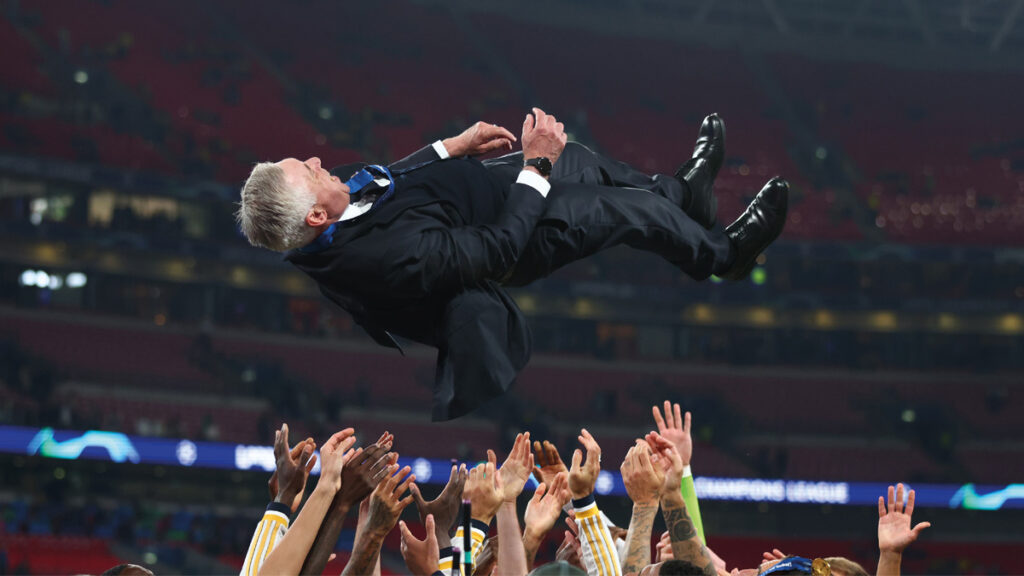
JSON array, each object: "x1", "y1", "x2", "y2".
[
  {"x1": 878, "y1": 484, "x2": 931, "y2": 553},
  {"x1": 652, "y1": 401, "x2": 692, "y2": 467}
]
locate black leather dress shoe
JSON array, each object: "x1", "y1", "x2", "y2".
[
  {"x1": 675, "y1": 113, "x2": 724, "y2": 230},
  {"x1": 720, "y1": 177, "x2": 789, "y2": 281}
]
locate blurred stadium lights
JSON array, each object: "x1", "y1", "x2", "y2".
[{"x1": 19, "y1": 269, "x2": 87, "y2": 289}]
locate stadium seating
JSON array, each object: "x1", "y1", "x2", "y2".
[{"x1": 8, "y1": 1, "x2": 1020, "y2": 246}]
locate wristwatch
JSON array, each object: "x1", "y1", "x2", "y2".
[{"x1": 524, "y1": 157, "x2": 552, "y2": 177}]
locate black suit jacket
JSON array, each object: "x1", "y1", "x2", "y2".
[{"x1": 285, "y1": 146, "x2": 546, "y2": 420}]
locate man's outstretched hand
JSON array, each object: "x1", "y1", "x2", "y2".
[
  {"x1": 652, "y1": 401, "x2": 693, "y2": 468},
  {"x1": 522, "y1": 107, "x2": 567, "y2": 171},
  {"x1": 268, "y1": 423, "x2": 317, "y2": 514},
  {"x1": 443, "y1": 121, "x2": 517, "y2": 157},
  {"x1": 409, "y1": 463, "x2": 467, "y2": 548},
  {"x1": 878, "y1": 483, "x2": 931, "y2": 554}
]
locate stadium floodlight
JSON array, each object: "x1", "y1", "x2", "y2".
[
  {"x1": 34, "y1": 271, "x2": 50, "y2": 289},
  {"x1": 19, "y1": 270, "x2": 37, "y2": 286},
  {"x1": 66, "y1": 272, "x2": 88, "y2": 288}
]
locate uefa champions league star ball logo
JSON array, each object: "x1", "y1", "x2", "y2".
[{"x1": 176, "y1": 440, "x2": 198, "y2": 466}]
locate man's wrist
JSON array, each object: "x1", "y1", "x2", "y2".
[
  {"x1": 633, "y1": 500, "x2": 659, "y2": 510},
  {"x1": 440, "y1": 137, "x2": 461, "y2": 158},
  {"x1": 879, "y1": 549, "x2": 903, "y2": 558},
  {"x1": 472, "y1": 513, "x2": 495, "y2": 526},
  {"x1": 661, "y1": 489, "x2": 685, "y2": 506},
  {"x1": 523, "y1": 165, "x2": 544, "y2": 177}
]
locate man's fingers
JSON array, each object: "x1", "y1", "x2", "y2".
[
  {"x1": 532, "y1": 482, "x2": 547, "y2": 502},
  {"x1": 663, "y1": 401, "x2": 675, "y2": 428},
  {"x1": 906, "y1": 489, "x2": 916, "y2": 517},
  {"x1": 324, "y1": 428, "x2": 356, "y2": 453},
  {"x1": 887, "y1": 485, "x2": 895, "y2": 515},
  {"x1": 912, "y1": 521, "x2": 931, "y2": 535},
  {"x1": 570, "y1": 448, "x2": 583, "y2": 471},
  {"x1": 896, "y1": 483, "x2": 905, "y2": 513},
  {"x1": 410, "y1": 482, "x2": 428, "y2": 509},
  {"x1": 652, "y1": 405, "x2": 667, "y2": 433},
  {"x1": 395, "y1": 469, "x2": 416, "y2": 495},
  {"x1": 684, "y1": 410, "x2": 692, "y2": 435},
  {"x1": 491, "y1": 124, "x2": 517, "y2": 142},
  {"x1": 878, "y1": 496, "x2": 886, "y2": 518},
  {"x1": 546, "y1": 442, "x2": 563, "y2": 467},
  {"x1": 274, "y1": 428, "x2": 285, "y2": 460},
  {"x1": 533, "y1": 441, "x2": 546, "y2": 467}
]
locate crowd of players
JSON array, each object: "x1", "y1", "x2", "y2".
[{"x1": 100, "y1": 402, "x2": 930, "y2": 576}]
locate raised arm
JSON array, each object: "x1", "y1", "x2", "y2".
[
  {"x1": 342, "y1": 464, "x2": 416, "y2": 576},
  {"x1": 241, "y1": 424, "x2": 316, "y2": 576},
  {"x1": 258, "y1": 428, "x2": 357, "y2": 576},
  {"x1": 653, "y1": 401, "x2": 705, "y2": 545},
  {"x1": 620, "y1": 442, "x2": 665, "y2": 576},
  {"x1": 647, "y1": 432, "x2": 715, "y2": 576},
  {"x1": 569, "y1": 429, "x2": 622, "y2": 576},
  {"x1": 381, "y1": 108, "x2": 567, "y2": 297},
  {"x1": 877, "y1": 484, "x2": 931, "y2": 576},
  {"x1": 298, "y1": 434, "x2": 393, "y2": 575},
  {"x1": 523, "y1": 471, "x2": 571, "y2": 570}
]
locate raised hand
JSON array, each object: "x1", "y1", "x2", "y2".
[
  {"x1": 268, "y1": 423, "x2": 317, "y2": 514},
  {"x1": 495, "y1": 432, "x2": 534, "y2": 503},
  {"x1": 878, "y1": 484, "x2": 931, "y2": 554},
  {"x1": 465, "y1": 461, "x2": 503, "y2": 524},
  {"x1": 656, "y1": 531, "x2": 673, "y2": 562},
  {"x1": 399, "y1": 514, "x2": 441, "y2": 576},
  {"x1": 645, "y1": 431, "x2": 685, "y2": 495},
  {"x1": 761, "y1": 548, "x2": 786, "y2": 563},
  {"x1": 621, "y1": 442, "x2": 665, "y2": 505},
  {"x1": 533, "y1": 439, "x2": 569, "y2": 487},
  {"x1": 569, "y1": 428, "x2": 602, "y2": 499},
  {"x1": 337, "y1": 438, "x2": 393, "y2": 509},
  {"x1": 555, "y1": 530, "x2": 584, "y2": 571},
  {"x1": 522, "y1": 107, "x2": 568, "y2": 168},
  {"x1": 443, "y1": 121, "x2": 517, "y2": 157},
  {"x1": 653, "y1": 401, "x2": 693, "y2": 468},
  {"x1": 365, "y1": 465, "x2": 416, "y2": 537},
  {"x1": 317, "y1": 428, "x2": 357, "y2": 494},
  {"x1": 409, "y1": 463, "x2": 467, "y2": 548},
  {"x1": 524, "y1": 472, "x2": 570, "y2": 540}
]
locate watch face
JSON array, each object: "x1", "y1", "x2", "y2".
[{"x1": 527, "y1": 157, "x2": 552, "y2": 176}]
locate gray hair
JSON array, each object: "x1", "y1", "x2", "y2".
[{"x1": 236, "y1": 162, "x2": 317, "y2": 252}]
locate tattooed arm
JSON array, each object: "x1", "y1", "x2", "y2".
[
  {"x1": 646, "y1": 432, "x2": 715, "y2": 576},
  {"x1": 619, "y1": 443, "x2": 664, "y2": 575},
  {"x1": 660, "y1": 491, "x2": 715, "y2": 576}
]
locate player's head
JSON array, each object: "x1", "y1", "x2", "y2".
[
  {"x1": 101, "y1": 565, "x2": 154, "y2": 576},
  {"x1": 237, "y1": 156, "x2": 350, "y2": 252}
]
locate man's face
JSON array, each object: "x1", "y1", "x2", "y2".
[{"x1": 277, "y1": 156, "x2": 350, "y2": 223}]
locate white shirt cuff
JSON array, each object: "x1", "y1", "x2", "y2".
[
  {"x1": 432, "y1": 140, "x2": 450, "y2": 160},
  {"x1": 516, "y1": 169, "x2": 550, "y2": 197},
  {"x1": 683, "y1": 465, "x2": 693, "y2": 478}
]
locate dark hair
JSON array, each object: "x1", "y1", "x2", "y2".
[
  {"x1": 660, "y1": 560, "x2": 709, "y2": 575},
  {"x1": 101, "y1": 566, "x2": 131, "y2": 576}
]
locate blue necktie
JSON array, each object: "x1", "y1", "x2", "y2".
[{"x1": 345, "y1": 164, "x2": 394, "y2": 205}]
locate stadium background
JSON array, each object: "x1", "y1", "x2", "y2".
[{"x1": 1, "y1": 0, "x2": 1024, "y2": 573}]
